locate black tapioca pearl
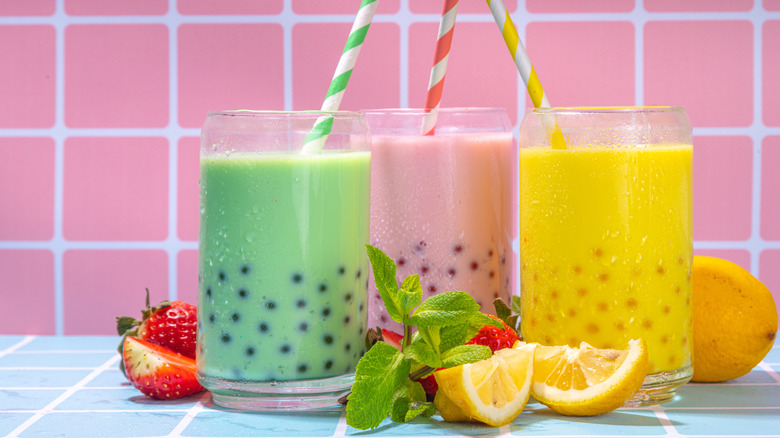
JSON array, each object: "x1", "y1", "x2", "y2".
[
  {"x1": 292, "y1": 272, "x2": 303, "y2": 283},
  {"x1": 240, "y1": 264, "x2": 251, "y2": 275},
  {"x1": 318, "y1": 283, "x2": 328, "y2": 293},
  {"x1": 218, "y1": 271, "x2": 227, "y2": 282},
  {"x1": 359, "y1": 327, "x2": 364, "y2": 335},
  {"x1": 356, "y1": 269, "x2": 362, "y2": 279},
  {"x1": 258, "y1": 322, "x2": 270, "y2": 334},
  {"x1": 238, "y1": 288, "x2": 248, "y2": 298},
  {"x1": 344, "y1": 292, "x2": 353, "y2": 302},
  {"x1": 296, "y1": 299, "x2": 307, "y2": 308},
  {"x1": 280, "y1": 344, "x2": 291, "y2": 354},
  {"x1": 345, "y1": 343, "x2": 351, "y2": 352},
  {"x1": 447, "y1": 268, "x2": 456, "y2": 278},
  {"x1": 454, "y1": 244, "x2": 463, "y2": 254},
  {"x1": 324, "y1": 334, "x2": 334, "y2": 345},
  {"x1": 299, "y1": 322, "x2": 308, "y2": 332},
  {"x1": 344, "y1": 315, "x2": 351, "y2": 324},
  {"x1": 265, "y1": 300, "x2": 277, "y2": 310},
  {"x1": 397, "y1": 257, "x2": 406, "y2": 267},
  {"x1": 359, "y1": 303, "x2": 364, "y2": 312},
  {"x1": 245, "y1": 346, "x2": 255, "y2": 356},
  {"x1": 208, "y1": 314, "x2": 216, "y2": 324},
  {"x1": 414, "y1": 240, "x2": 427, "y2": 253},
  {"x1": 231, "y1": 313, "x2": 240, "y2": 322},
  {"x1": 206, "y1": 287, "x2": 212, "y2": 298},
  {"x1": 338, "y1": 266, "x2": 346, "y2": 275},
  {"x1": 420, "y1": 265, "x2": 430, "y2": 275},
  {"x1": 470, "y1": 261, "x2": 479, "y2": 271},
  {"x1": 298, "y1": 364, "x2": 308, "y2": 373},
  {"x1": 322, "y1": 307, "x2": 331, "y2": 317},
  {"x1": 324, "y1": 360, "x2": 333, "y2": 370},
  {"x1": 221, "y1": 332, "x2": 231, "y2": 343}
]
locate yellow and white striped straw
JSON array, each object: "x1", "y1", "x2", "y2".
[{"x1": 485, "y1": 0, "x2": 567, "y2": 149}]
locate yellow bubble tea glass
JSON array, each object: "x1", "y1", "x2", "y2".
[{"x1": 518, "y1": 107, "x2": 693, "y2": 406}]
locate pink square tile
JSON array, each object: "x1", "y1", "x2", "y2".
[
  {"x1": 763, "y1": 21, "x2": 780, "y2": 127},
  {"x1": 65, "y1": 0, "x2": 167, "y2": 15},
  {"x1": 693, "y1": 136, "x2": 753, "y2": 241},
  {"x1": 63, "y1": 250, "x2": 169, "y2": 335},
  {"x1": 63, "y1": 137, "x2": 169, "y2": 241},
  {"x1": 177, "y1": 249, "x2": 199, "y2": 305},
  {"x1": 0, "y1": 25, "x2": 55, "y2": 128},
  {"x1": 645, "y1": 0, "x2": 753, "y2": 11},
  {"x1": 767, "y1": 0, "x2": 780, "y2": 11},
  {"x1": 293, "y1": 22, "x2": 399, "y2": 112},
  {"x1": 693, "y1": 249, "x2": 751, "y2": 272},
  {"x1": 761, "y1": 136, "x2": 780, "y2": 240},
  {"x1": 527, "y1": 0, "x2": 633, "y2": 13},
  {"x1": 0, "y1": 0, "x2": 54, "y2": 15},
  {"x1": 178, "y1": 137, "x2": 200, "y2": 241},
  {"x1": 293, "y1": 0, "x2": 399, "y2": 14},
  {"x1": 525, "y1": 21, "x2": 634, "y2": 109},
  {"x1": 178, "y1": 0, "x2": 282, "y2": 14},
  {"x1": 410, "y1": 0, "x2": 516, "y2": 13},
  {"x1": 408, "y1": 22, "x2": 518, "y2": 123},
  {"x1": 178, "y1": 24, "x2": 283, "y2": 128},
  {"x1": 759, "y1": 250, "x2": 780, "y2": 320},
  {"x1": 0, "y1": 250, "x2": 55, "y2": 335},
  {"x1": 0, "y1": 137, "x2": 55, "y2": 241},
  {"x1": 65, "y1": 24, "x2": 168, "y2": 128},
  {"x1": 645, "y1": 21, "x2": 753, "y2": 127}
]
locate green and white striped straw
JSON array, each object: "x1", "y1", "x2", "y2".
[{"x1": 301, "y1": 0, "x2": 378, "y2": 155}]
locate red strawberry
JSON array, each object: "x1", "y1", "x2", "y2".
[
  {"x1": 381, "y1": 328, "x2": 404, "y2": 350},
  {"x1": 122, "y1": 336, "x2": 204, "y2": 400},
  {"x1": 116, "y1": 289, "x2": 197, "y2": 359},
  {"x1": 465, "y1": 314, "x2": 519, "y2": 353}
]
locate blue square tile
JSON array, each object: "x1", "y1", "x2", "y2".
[
  {"x1": 0, "y1": 351, "x2": 117, "y2": 367},
  {"x1": 55, "y1": 388, "x2": 203, "y2": 411},
  {"x1": 510, "y1": 408, "x2": 664, "y2": 435},
  {"x1": 0, "y1": 336, "x2": 27, "y2": 350},
  {"x1": 0, "y1": 389, "x2": 67, "y2": 410},
  {"x1": 84, "y1": 368, "x2": 128, "y2": 388},
  {"x1": 0, "y1": 412, "x2": 35, "y2": 436},
  {"x1": 19, "y1": 411, "x2": 184, "y2": 437},
  {"x1": 184, "y1": 408, "x2": 342, "y2": 437},
  {"x1": 346, "y1": 415, "x2": 498, "y2": 436},
  {"x1": 19, "y1": 336, "x2": 121, "y2": 351},
  {"x1": 666, "y1": 384, "x2": 780, "y2": 408},
  {"x1": 0, "y1": 369, "x2": 93, "y2": 387},
  {"x1": 665, "y1": 408, "x2": 780, "y2": 435}
]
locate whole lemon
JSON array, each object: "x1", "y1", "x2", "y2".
[{"x1": 691, "y1": 256, "x2": 778, "y2": 382}]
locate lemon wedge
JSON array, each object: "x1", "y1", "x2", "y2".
[
  {"x1": 433, "y1": 343, "x2": 536, "y2": 427},
  {"x1": 531, "y1": 338, "x2": 649, "y2": 416}
]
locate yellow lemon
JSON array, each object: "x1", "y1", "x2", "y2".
[
  {"x1": 691, "y1": 256, "x2": 778, "y2": 382},
  {"x1": 531, "y1": 339, "x2": 648, "y2": 416},
  {"x1": 433, "y1": 343, "x2": 536, "y2": 427}
]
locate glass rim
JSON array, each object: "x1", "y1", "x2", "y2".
[
  {"x1": 530, "y1": 106, "x2": 685, "y2": 115},
  {"x1": 361, "y1": 107, "x2": 508, "y2": 115},
  {"x1": 206, "y1": 109, "x2": 365, "y2": 118}
]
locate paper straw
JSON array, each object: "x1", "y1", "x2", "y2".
[
  {"x1": 485, "y1": 0, "x2": 567, "y2": 149},
  {"x1": 301, "y1": 0, "x2": 379, "y2": 154},
  {"x1": 421, "y1": 0, "x2": 460, "y2": 136}
]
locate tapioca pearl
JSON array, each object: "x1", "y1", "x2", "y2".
[
  {"x1": 489, "y1": 271, "x2": 495, "y2": 279},
  {"x1": 577, "y1": 288, "x2": 587, "y2": 297},
  {"x1": 221, "y1": 332, "x2": 231, "y2": 343},
  {"x1": 218, "y1": 271, "x2": 227, "y2": 283},
  {"x1": 593, "y1": 247, "x2": 603, "y2": 258},
  {"x1": 240, "y1": 264, "x2": 251, "y2": 276},
  {"x1": 678, "y1": 256, "x2": 685, "y2": 266},
  {"x1": 380, "y1": 314, "x2": 388, "y2": 323},
  {"x1": 454, "y1": 244, "x2": 464, "y2": 254},
  {"x1": 586, "y1": 323, "x2": 600, "y2": 334},
  {"x1": 681, "y1": 336, "x2": 688, "y2": 346},
  {"x1": 675, "y1": 286, "x2": 681, "y2": 295},
  {"x1": 470, "y1": 261, "x2": 480, "y2": 271},
  {"x1": 533, "y1": 272, "x2": 539, "y2": 282},
  {"x1": 661, "y1": 335, "x2": 669, "y2": 344},
  {"x1": 598, "y1": 272, "x2": 609, "y2": 282},
  {"x1": 419, "y1": 264, "x2": 430, "y2": 276},
  {"x1": 493, "y1": 291, "x2": 499, "y2": 298},
  {"x1": 280, "y1": 344, "x2": 291, "y2": 354},
  {"x1": 551, "y1": 289, "x2": 559, "y2": 299},
  {"x1": 529, "y1": 317, "x2": 538, "y2": 327},
  {"x1": 532, "y1": 296, "x2": 540, "y2": 305},
  {"x1": 397, "y1": 257, "x2": 406, "y2": 267},
  {"x1": 568, "y1": 308, "x2": 577, "y2": 317},
  {"x1": 488, "y1": 249, "x2": 494, "y2": 258},
  {"x1": 359, "y1": 326, "x2": 364, "y2": 336},
  {"x1": 546, "y1": 314, "x2": 555, "y2": 322},
  {"x1": 238, "y1": 288, "x2": 248, "y2": 299},
  {"x1": 446, "y1": 268, "x2": 456, "y2": 278},
  {"x1": 292, "y1": 272, "x2": 303, "y2": 284},
  {"x1": 299, "y1": 322, "x2": 308, "y2": 332},
  {"x1": 544, "y1": 336, "x2": 553, "y2": 345},
  {"x1": 356, "y1": 269, "x2": 362, "y2": 279},
  {"x1": 324, "y1": 360, "x2": 333, "y2": 370},
  {"x1": 643, "y1": 319, "x2": 654, "y2": 329},
  {"x1": 258, "y1": 322, "x2": 270, "y2": 334},
  {"x1": 323, "y1": 334, "x2": 334, "y2": 345},
  {"x1": 344, "y1": 315, "x2": 351, "y2": 325},
  {"x1": 626, "y1": 298, "x2": 638, "y2": 308},
  {"x1": 318, "y1": 283, "x2": 328, "y2": 293},
  {"x1": 344, "y1": 292, "x2": 353, "y2": 303},
  {"x1": 208, "y1": 314, "x2": 216, "y2": 324},
  {"x1": 572, "y1": 265, "x2": 582, "y2": 275},
  {"x1": 663, "y1": 305, "x2": 671, "y2": 314},
  {"x1": 597, "y1": 302, "x2": 609, "y2": 312},
  {"x1": 298, "y1": 364, "x2": 308, "y2": 373},
  {"x1": 569, "y1": 337, "x2": 579, "y2": 346},
  {"x1": 231, "y1": 313, "x2": 240, "y2": 322},
  {"x1": 338, "y1": 266, "x2": 346, "y2": 276},
  {"x1": 359, "y1": 302, "x2": 364, "y2": 312},
  {"x1": 615, "y1": 321, "x2": 626, "y2": 331},
  {"x1": 322, "y1": 307, "x2": 331, "y2": 317},
  {"x1": 345, "y1": 343, "x2": 352, "y2": 352},
  {"x1": 265, "y1": 300, "x2": 277, "y2": 310},
  {"x1": 657, "y1": 265, "x2": 666, "y2": 275},
  {"x1": 687, "y1": 271, "x2": 692, "y2": 282},
  {"x1": 245, "y1": 346, "x2": 256, "y2": 356},
  {"x1": 296, "y1": 298, "x2": 307, "y2": 308},
  {"x1": 428, "y1": 285, "x2": 437, "y2": 293},
  {"x1": 206, "y1": 287, "x2": 212, "y2": 298}
]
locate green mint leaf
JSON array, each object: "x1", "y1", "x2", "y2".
[
  {"x1": 511, "y1": 295, "x2": 522, "y2": 315},
  {"x1": 493, "y1": 297, "x2": 512, "y2": 322},
  {"x1": 403, "y1": 337, "x2": 443, "y2": 369},
  {"x1": 399, "y1": 274, "x2": 423, "y2": 316},
  {"x1": 470, "y1": 312, "x2": 503, "y2": 330},
  {"x1": 346, "y1": 341, "x2": 412, "y2": 430},
  {"x1": 407, "y1": 291, "x2": 480, "y2": 327},
  {"x1": 440, "y1": 323, "x2": 469, "y2": 351},
  {"x1": 441, "y1": 344, "x2": 492, "y2": 368},
  {"x1": 415, "y1": 325, "x2": 441, "y2": 356},
  {"x1": 390, "y1": 381, "x2": 435, "y2": 423},
  {"x1": 365, "y1": 245, "x2": 405, "y2": 324}
]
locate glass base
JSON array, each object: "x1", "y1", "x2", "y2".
[
  {"x1": 624, "y1": 365, "x2": 692, "y2": 407},
  {"x1": 199, "y1": 373, "x2": 354, "y2": 411}
]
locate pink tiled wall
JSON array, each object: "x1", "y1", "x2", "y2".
[{"x1": 1, "y1": 0, "x2": 778, "y2": 334}]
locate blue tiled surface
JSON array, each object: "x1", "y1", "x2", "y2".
[{"x1": 1, "y1": 336, "x2": 778, "y2": 438}]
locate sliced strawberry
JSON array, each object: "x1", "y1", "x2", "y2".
[
  {"x1": 381, "y1": 328, "x2": 404, "y2": 350},
  {"x1": 116, "y1": 289, "x2": 197, "y2": 359},
  {"x1": 465, "y1": 314, "x2": 519, "y2": 353},
  {"x1": 122, "y1": 336, "x2": 204, "y2": 400}
]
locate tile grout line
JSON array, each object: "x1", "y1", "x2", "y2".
[
  {"x1": 5, "y1": 353, "x2": 121, "y2": 438},
  {"x1": 164, "y1": 391, "x2": 211, "y2": 437},
  {"x1": 649, "y1": 404, "x2": 683, "y2": 438},
  {"x1": 0, "y1": 336, "x2": 37, "y2": 359}
]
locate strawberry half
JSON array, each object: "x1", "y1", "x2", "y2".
[
  {"x1": 116, "y1": 289, "x2": 197, "y2": 359},
  {"x1": 465, "y1": 314, "x2": 519, "y2": 353},
  {"x1": 381, "y1": 328, "x2": 404, "y2": 350},
  {"x1": 122, "y1": 336, "x2": 204, "y2": 400}
]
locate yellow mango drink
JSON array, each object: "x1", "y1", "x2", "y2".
[{"x1": 518, "y1": 107, "x2": 693, "y2": 406}]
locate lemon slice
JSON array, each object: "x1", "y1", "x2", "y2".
[
  {"x1": 433, "y1": 343, "x2": 536, "y2": 427},
  {"x1": 531, "y1": 338, "x2": 649, "y2": 416}
]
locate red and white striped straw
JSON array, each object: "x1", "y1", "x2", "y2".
[{"x1": 421, "y1": 0, "x2": 459, "y2": 136}]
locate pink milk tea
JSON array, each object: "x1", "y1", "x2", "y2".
[{"x1": 364, "y1": 108, "x2": 515, "y2": 332}]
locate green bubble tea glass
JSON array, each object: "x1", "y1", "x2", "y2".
[
  {"x1": 197, "y1": 111, "x2": 371, "y2": 410},
  {"x1": 518, "y1": 107, "x2": 693, "y2": 406}
]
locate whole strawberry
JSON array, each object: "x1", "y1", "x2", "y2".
[
  {"x1": 122, "y1": 336, "x2": 204, "y2": 400},
  {"x1": 465, "y1": 314, "x2": 519, "y2": 353},
  {"x1": 116, "y1": 289, "x2": 197, "y2": 359}
]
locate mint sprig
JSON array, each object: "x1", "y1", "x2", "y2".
[{"x1": 346, "y1": 245, "x2": 494, "y2": 430}]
